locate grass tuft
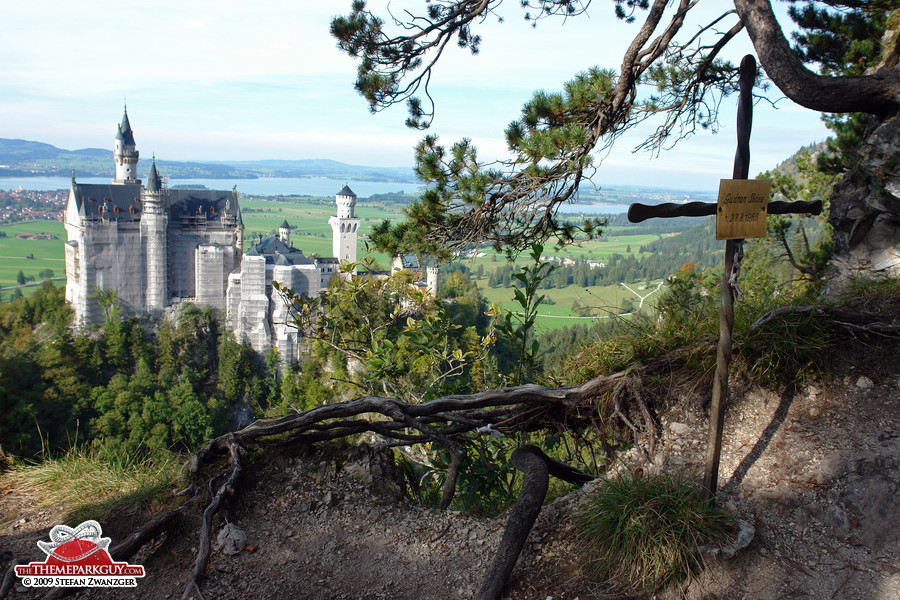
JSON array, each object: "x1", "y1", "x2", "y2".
[
  {"x1": 577, "y1": 469, "x2": 734, "y2": 594},
  {"x1": 2, "y1": 442, "x2": 182, "y2": 524}
]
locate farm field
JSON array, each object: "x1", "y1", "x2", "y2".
[
  {"x1": 238, "y1": 197, "x2": 404, "y2": 269},
  {"x1": 0, "y1": 221, "x2": 66, "y2": 293},
  {"x1": 475, "y1": 276, "x2": 664, "y2": 332},
  {"x1": 0, "y1": 196, "x2": 675, "y2": 315}
]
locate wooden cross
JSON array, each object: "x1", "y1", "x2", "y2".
[{"x1": 627, "y1": 55, "x2": 822, "y2": 501}]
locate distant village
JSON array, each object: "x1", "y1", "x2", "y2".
[{"x1": 0, "y1": 189, "x2": 66, "y2": 223}]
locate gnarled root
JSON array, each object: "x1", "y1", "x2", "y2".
[{"x1": 477, "y1": 445, "x2": 594, "y2": 600}]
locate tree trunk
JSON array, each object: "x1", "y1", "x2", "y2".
[{"x1": 732, "y1": 0, "x2": 900, "y2": 116}]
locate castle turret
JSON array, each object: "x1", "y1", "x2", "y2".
[
  {"x1": 426, "y1": 263, "x2": 440, "y2": 298},
  {"x1": 113, "y1": 106, "x2": 140, "y2": 184},
  {"x1": 329, "y1": 185, "x2": 361, "y2": 274},
  {"x1": 279, "y1": 220, "x2": 291, "y2": 245},
  {"x1": 141, "y1": 157, "x2": 167, "y2": 312}
]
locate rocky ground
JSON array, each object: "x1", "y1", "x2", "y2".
[{"x1": 1, "y1": 348, "x2": 898, "y2": 599}]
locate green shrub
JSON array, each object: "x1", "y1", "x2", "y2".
[{"x1": 577, "y1": 469, "x2": 733, "y2": 594}]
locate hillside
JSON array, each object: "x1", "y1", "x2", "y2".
[
  {"x1": 0, "y1": 138, "x2": 417, "y2": 183},
  {"x1": 0, "y1": 274, "x2": 898, "y2": 600},
  {"x1": 0, "y1": 337, "x2": 897, "y2": 599}
]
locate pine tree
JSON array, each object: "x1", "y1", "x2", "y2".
[{"x1": 333, "y1": 1, "x2": 899, "y2": 256}]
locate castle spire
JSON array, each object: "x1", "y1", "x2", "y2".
[
  {"x1": 147, "y1": 154, "x2": 161, "y2": 192},
  {"x1": 113, "y1": 104, "x2": 140, "y2": 184}
]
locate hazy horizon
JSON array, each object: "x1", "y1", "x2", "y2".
[{"x1": 2, "y1": 1, "x2": 831, "y2": 191}]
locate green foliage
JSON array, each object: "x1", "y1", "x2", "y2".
[
  {"x1": 551, "y1": 256, "x2": 843, "y2": 388},
  {"x1": 788, "y1": 1, "x2": 889, "y2": 77},
  {"x1": 786, "y1": 2, "x2": 891, "y2": 173},
  {"x1": 416, "y1": 436, "x2": 521, "y2": 517},
  {"x1": 277, "y1": 357, "x2": 336, "y2": 413},
  {"x1": 276, "y1": 263, "x2": 494, "y2": 402},
  {"x1": 491, "y1": 243, "x2": 556, "y2": 385},
  {"x1": 0, "y1": 290, "x2": 264, "y2": 458},
  {"x1": 577, "y1": 469, "x2": 734, "y2": 594},
  {"x1": 553, "y1": 263, "x2": 720, "y2": 382},
  {"x1": 753, "y1": 151, "x2": 835, "y2": 287}
]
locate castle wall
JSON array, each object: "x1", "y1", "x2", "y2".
[
  {"x1": 225, "y1": 272, "x2": 242, "y2": 332},
  {"x1": 237, "y1": 255, "x2": 272, "y2": 353},
  {"x1": 270, "y1": 265, "x2": 316, "y2": 366},
  {"x1": 195, "y1": 244, "x2": 231, "y2": 311},
  {"x1": 81, "y1": 220, "x2": 145, "y2": 322},
  {"x1": 167, "y1": 225, "x2": 236, "y2": 300}
]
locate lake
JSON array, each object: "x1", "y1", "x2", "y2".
[
  {"x1": 0, "y1": 176, "x2": 423, "y2": 198},
  {"x1": 1, "y1": 176, "x2": 630, "y2": 214}
]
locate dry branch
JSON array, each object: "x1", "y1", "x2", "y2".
[{"x1": 186, "y1": 362, "x2": 674, "y2": 483}]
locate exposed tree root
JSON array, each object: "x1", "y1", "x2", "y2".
[
  {"x1": 477, "y1": 445, "x2": 594, "y2": 600},
  {"x1": 0, "y1": 559, "x2": 21, "y2": 600},
  {"x1": 173, "y1": 361, "x2": 672, "y2": 599},
  {"x1": 181, "y1": 436, "x2": 244, "y2": 600},
  {"x1": 751, "y1": 305, "x2": 900, "y2": 335}
]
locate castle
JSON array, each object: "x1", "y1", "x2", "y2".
[{"x1": 64, "y1": 109, "x2": 360, "y2": 364}]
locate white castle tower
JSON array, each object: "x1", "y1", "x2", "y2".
[
  {"x1": 141, "y1": 157, "x2": 168, "y2": 313},
  {"x1": 426, "y1": 264, "x2": 440, "y2": 297},
  {"x1": 329, "y1": 185, "x2": 361, "y2": 274},
  {"x1": 113, "y1": 107, "x2": 140, "y2": 184}
]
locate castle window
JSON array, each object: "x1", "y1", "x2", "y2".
[
  {"x1": 113, "y1": 206, "x2": 120, "y2": 213},
  {"x1": 129, "y1": 206, "x2": 136, "y2": 214}
]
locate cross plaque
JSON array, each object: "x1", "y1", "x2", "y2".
[{"x1": 627, "y1": 55, "x2": 822, "y2": 501}]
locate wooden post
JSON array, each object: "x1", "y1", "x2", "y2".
[
  {"x1": 702, "y1": 55, "x2": 755, "y2": 501},
  {"x1": 626, "y1": 54, "x2": 822, "y2": 503}
]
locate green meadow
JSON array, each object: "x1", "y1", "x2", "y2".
[
  {"x1": 238, "y1": 197, "x2": 405, "y2": 269},
  {"x1": 0, "y1": 197, "x2": 671, "y2": 325},
  {"x1": 476, "y1": 276, "x2": 664, "y2": 332},
  {"x1": 0, "y1": 221, "x2": 67, "y2": 293}
]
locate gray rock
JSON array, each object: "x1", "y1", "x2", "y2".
[
  {"x1": 668, "y1": 421, "x2": 691, "y2": 436},
  {"x1": 814, "y1": 451, "x2": 844, "y2": 486},
  {"x1": 855, "y1": 376, "x2": 875, "y2": 390},
  {"x1": 216, "y1": 522, "x2": 247, "y2": 556}
]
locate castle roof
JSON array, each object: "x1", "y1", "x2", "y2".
[
  {"x1": 338, "y1": 185, "x2": 356, "y2": 197},
  {"x1": 117, "y1": 109, "x2": 136, "y2": 146},
  {"x1": 280, "y1": 220, "x2": 290, "y2": 229},
  {"x1": 167, "y1": 189, "x2": 240, "y2": 225},
  {"x1": 71, "y1": 183, "x2": 143, "y2": 219},
  {"x1": 147, "y1": 158, "x2": 161, "y2": 192},
  {"x1": 246, "y1": 235, "x2": 313, "y2": 265}
]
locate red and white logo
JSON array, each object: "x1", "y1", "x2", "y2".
[{"x1": 15, "y1": 520, "x2": 145, "y2": 588}]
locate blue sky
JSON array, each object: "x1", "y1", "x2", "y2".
[{"x1": 1, "y1": 1, "x2": 831, "y2": 192}]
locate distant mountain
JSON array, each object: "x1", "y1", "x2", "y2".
[{"x1": 0, "y1": 138, "x2": 417, "y2": 183}]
